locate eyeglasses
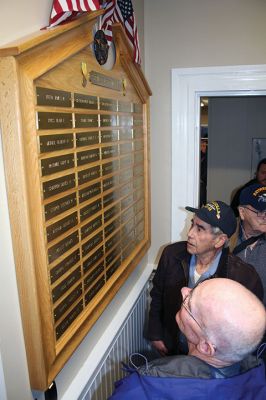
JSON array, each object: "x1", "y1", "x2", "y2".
[
  {"x1": 244, "y1": 207, "x2": 266, "y2": 218},
  {"x1": 181, "y1": 292, "x2": 203, "y2": 331}
]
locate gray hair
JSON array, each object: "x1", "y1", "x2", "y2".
[{"x1": 209, "y1": 226, "x2": 229, "y2": 247}]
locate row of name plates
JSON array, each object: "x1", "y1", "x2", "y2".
[{"x1": 36, "y1": 87, "x2": 146, "y2": 341}]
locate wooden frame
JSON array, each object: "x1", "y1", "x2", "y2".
[{"x1": 0, "y1": 12, "x2": 151, "y2": 390}]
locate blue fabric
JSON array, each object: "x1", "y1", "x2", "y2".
[
  {"x1": 188, "y1": 251, "x2": 222, "y2": 288},
  {"x1": 109, "y1": 363, "x2": 266, "y2": 400}
]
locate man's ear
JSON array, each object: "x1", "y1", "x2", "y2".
[
  {"x1": 214, "y1": 234, "x2": 227, "y2": 249},
  {"x1": 238, "y1": 206, "x2": 245, "y2": 220},
  {"x1": 197, "y1": 339, "x2": 216, "y2": 357}
]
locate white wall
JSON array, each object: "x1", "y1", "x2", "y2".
[{"x1": 144, "y1": 0, "x2": 266, "y2": 262}]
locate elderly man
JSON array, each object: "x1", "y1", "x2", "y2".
[
  {"x1": 231, "y1": 183, "x2": 266, "y2": 306},
  {"x1": 147, "y1": 201, "x2": 263, "y2": 356},
  {"x1": 109, "y1": 279, "x2": 266, "y2": 399}
]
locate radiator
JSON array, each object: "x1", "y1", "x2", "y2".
[{"x1": 79, "y1": 280, "x2": 151, "y2": 400}]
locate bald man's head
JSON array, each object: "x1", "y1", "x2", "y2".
[{"x1": 177, "y1": 278, "x2": 266, "y2": 365}]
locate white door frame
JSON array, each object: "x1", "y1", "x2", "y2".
[{"x1": 171, "y1": 65, "x2": 266, "y2": 242}]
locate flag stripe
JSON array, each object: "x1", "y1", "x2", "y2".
[{"x1": 49, "y1": 0, "x2": 100, "y2": 27}]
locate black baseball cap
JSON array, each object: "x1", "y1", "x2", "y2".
[
  {"x1": 239, "y1": 183, "x2": 266, "y2": 211},
  {"x1": 186, "y1": 201, "x2": 237, "y2": 237}
]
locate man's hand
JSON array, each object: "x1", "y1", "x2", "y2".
[{"x1": 151, "y1": 340, "x2": 168, "y2": 356}]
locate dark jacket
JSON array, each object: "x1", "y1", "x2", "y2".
[{"x1": 147, "y1": 241, "x2": 264, "y2": 354}]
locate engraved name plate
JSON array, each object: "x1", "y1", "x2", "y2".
[
  {"x1": 36, "y1": 87, "x2": 71, "y2": 107},
  {"x1": 43, "y1": 174, "x2": 76, "y2": 199},
  {"x1": 85, "y1": 277, "x2": 105, "y2": 305},
  {"x1": 82, "y1": 232, "x2": 103, "y2": 257},
  {"x1": 56, "y1": 300, "x2": 83, "y2": 340},
  {"x1": 78, "y1": 165, "x2": 100, "y2": 185},
  {"x1": 84, "y1": 263, "x2": 104, "y2": 289},
  {"x1": 104, "y1": 218, "x2": 120, "y2": 238},
  {"x1": 103, "y1": 191, "x2": 117, "y2": 208},
  {"x1": 74, "y1": 93, "x2": 97, "y2": 109},
  {"x1": 119, "y1": 129, "x2": 132, "y2": 140},
  {"x1": 101, "y1": 145, "x2": 118, "y2": 159},
  {"x1": 100, "y1": 115, "x2": 117, "y2": 127},
  {"x1": 81, "y1": 216, "x2": 102, "y2": 240},
  {"x1": 80, "y1": 199, "x2": 102, "y2": 222},
  {"x1": 106, "y1": 259, "x2": 121, "y2": 280},
  {"x1": 100, "y1": 130, "x2": 118, "y2": 143},
  {"x1": 75, "y1": 114, "x2": 98, "y2": 128},
  {"x1": 48, "y1": 231, "x2": 79, "y2": 264},
  {"x1": 118, "y1": 101, "x2": 132, "y2": 113},
  {"x1": 102, "y1": 160, "x2": 119, "y2": 176},
  {"x1": 89, "y1": 71, "x2": 123, "y2": 91},
  {"x1": 54, "y1": 284, "x2": 82, "y2": 322},
  {"x1": 77, "y1": 149, "x2": 100, "y2": 166},
  {"x1": 37, "y1": 112, "x2": 72, "y2": 130},
  {"x1": 105, "y1": 233, "x2": 120, "y2": 252},
  {"x1": 41, "y1": 154, "x2": 74, "y2": 176},
  {"x1": 52, "y1": 266, "x2": 81, "y2": 303},
  {"x1": 39, "y1": 134, "x2": 73, "y2": 153},
  {"x1": 103, "y1": 175, "x2": 119, "y2": 192},
  {"x1": 106, "y1": 247, "x2": 120, "y2": 267},
  {"x1": 50, "y1": 249, "x2": 80, "y2": 284},
  {"x1": 79, "y1": 182, "x2": 101, "y2": 203},
  {"x1": 121, "y1": 206, "x2": 134, "y2": 224},
  {"x1": 76, "y1": 131, "x2": 99, "y2": 147},
  {"x1": 99, "y1": 98, "x2": 117, "y2": 111},
  {"x1": 104, "y1": 205, "x2": 120, "y2": 223},
  {"x1": 44, "y1": 193, "x2": 77, "y2": 221},
  {"x1": 83, "y1": 246, "x2": 104, "y2": 274},
  {"x1": 46, "y1": 212, "x2": 78, "y2": 243}
]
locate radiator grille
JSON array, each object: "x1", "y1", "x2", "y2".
[{"x1": 79, "y1": 281, "x2": 151, "y2": 400}]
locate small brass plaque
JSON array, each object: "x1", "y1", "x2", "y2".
[
  {"x1": 106, "y1": 247, "x2": 121, "y2": 267},
  {"x1": 37, "y1": 112, "x2": 73, "y2": 130},
  {"x1": 44, "y1": 193, "x2": 77, "y2": 221},
  {"x1": 133, "y1": 116, "x2": 143, "y2": 126},
  {"x1": 84, "y1": 263, "x2": 104, "y2": 289},
  {"x1": 105, "y1": 233, "x2": 120, "y2": 252},
  {"x1": 76, "y1": 131, "x2": 99, "y2": 147},
  {"x1": 121, "y1": 206, "x2": 134, "y2": 224},
  {"x1": 56, "y1": 300, "x2": 83, "y2": 340},
  {"x1": 82, "y1": 232, "x2": 103, "y2": 257},
  {"x1": 121, "y1": 230, "x2": 135, "y2": 248},
  {"x1": 79, "y1": 182, "x2": 101, "y2": 203},
  {"x1": 120, "y1": 129, "x2": 132, "y2": 140},
  {"x1": 134, "y1": 139, "x2": 144, "y2": 151},
  {"x1": 103, "y1": 175, "x2": 119, "y2": 192},
  {"x1": 41, "y1": 154, "x2": 74, "y2": 176},
  {"x1": 133, "y1": 164, "x2": 144, "y2": 177},
  {"x1": 102, "y1": 160, "x2": 119, "y2": 176},
  {"x1": 118, "y1": 115, "x2": 132, "y2": 127},
  {"x1": 46, "y1": 212, "x2": 78, "y2": 243},
  {"x1": 75, "y1": 114, "x2": 98, "y2": 128},
  {"x1": 83, "y1": 246, "x2": 104, "y2": 273},
  {"x1": 100, "y1": 115, "x2": 117, "y2": 127},
  {"x1": 133, "y1": 127, "x2": 143, "y2": 139},
  {"x1": 120, "y1": 154, "x2": 133, "y2": 168},
  {"x1": 122, "y1": 219, "x2": 135, "y2": 237},
  {"x1": 120, "y1": 168, "x2": 133, "y2": 184},
  {"x1": 100, "y1": 130, "x2": 118, "y2": 143},
  {"x1": 104, "y1": 205, "x2": 120, "y2": 223},
  {"x1": 122, "y1": 241, "x2": 136, "y2": 260},
  {"x1": 43, "y1": 174, "x2": 76, "y2": 199},
  {"x1": 54, "y1": 284, "x2": 82, "y2": 322},
  {"x1": 106, "y1": 259, "x2": 121, "y2": 280},
  {"x1": 101, "y1": 145, "x2": 118, "y2": 159},
  {"x1": 74, "y1": 93, "x2": 97, "y2": 109},
  {"x1": 134, "y1": 176, "x2": 144, "y2": 190},
  {"x1": 39, "y1": 134, "x2": 73, "y2": 153},
  {"x1": 78, "y1": 165, "x2": 100, "y2": 185},
  {"x1": 103, "y1": 191, "x2": 117, "y2": 208},
  {"x1": 81, "y1": 216, "x2": 102, "y2": 240},
  {"x1": 36, "y1": 87, "x2": 71, "y2": 107},
  {"x1": 85, "y1": 277, "x2": 105, "y2": 305},
  {"x1": 52, "y1": 266, "x2": 81, "y2": 303},
  {"x1": 80, "y1": 199, "x2": 102, "y2": 222},
  {"x1": 121, "y1": 194, "x2": 134, "y2": 210},
  {"x1": 133, "y1": 103, "x2": 142, "y2": 113},
  {"x1": 50, "y1": 249, "x2": 80, "y2": 284},
  {"x1": 120, "y1": 182, "x2": 133, "y2": 198},
  {"x1": 134, "y1": 188, "x2": 144, "y2": 201},
  {"x1": 135, "y1": 209, "x2": 144, "y2": 225},
  {"x1": 90, "y1": 71, "x2": 123, "y2": 92},
  {"x1": 104, "y1": 218, "x2": 120, "y2": 238},
  {"x1": 134, "y1": 151, "x2": 144, "y2": 164},
  {"x1": 77, "y1": 149, "x2": 100, "y2": 166},
  {"x1": 120, "y1": 143, "x2": 133, "y2": 155},
  {"x1": 118, "y1": 101, "x2": 132, "y2": 112},
  {"x1": 48, "y1": 231, "x2": 79, "y2": 264},
  {"x1": 99, "y1": 98, "x2": 117, "y2": 111}
]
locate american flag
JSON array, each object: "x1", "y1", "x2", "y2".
[
  {"x1": 49, "y1": 0, "x2": 100, "y2": 28},
  {"x1": 101, "y1": 0, "x2": 141, "y2": 64}
]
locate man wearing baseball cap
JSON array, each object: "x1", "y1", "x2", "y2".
[
  {"x1": 147, "y1": 200, "x2": 263, "y2": 357},
  {"x1": 231, "y1": 183, "x2": 266, "y2": 306}
]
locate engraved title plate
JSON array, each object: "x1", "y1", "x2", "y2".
[
  {"x1": 36, "y1": 87, "x2": 71, "y2": 107},
  {"x1": 37, "y1": 112, "x2": 72, "y2": 130},
  {"x1": 39, "y1": 134, "x2": 73, "y2": 153},
  {"x1": 74, "y1": 93, "x2": 97, "y2": 109},
  {"x1": 41, "y1": 154, "x2": 74, "y2": 176},
  {"x1": 89, "y1": 71, "x2": 123, "y2": 91},
  {"x1": 43, "y1": 174, "x2": 76, "y2": 199}
]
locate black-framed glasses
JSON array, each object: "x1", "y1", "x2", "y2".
[{"x1": 244, "y1": 207, "x2": 266, "y2": 218}]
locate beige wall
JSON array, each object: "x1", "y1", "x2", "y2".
[{"x1": 144, "y1": 0, "x2": 266, "y2": 262}]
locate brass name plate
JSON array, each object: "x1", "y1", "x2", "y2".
[
  {"x1": 37, "y1": 112, "x2": 73, "y2": 130},
  {"x1": 44, "y1": 193, "x2": 77, "y2": 221},
  {"x1": 105, "y1": 233, "x2": 120, "y2": 252},
  {"x1": 81, "y1": 216, "x2": 102, "y2": 240},
  {"x1": 99, "y1": 98, "x2": 117, "y2": 111},
  {"x1": 80, "y1": 199, "x2": 102, "y2": 222},
  {"x1": 82, "y1": 232, "x2": 103, "y2": 257},
  {"x1": 101, "y1": 130, "x2": 118, "y2": 143},
  {"x1": 77, "y1": 149, "x2": 100, "y2": 166},
  {"x1": 76, "y1": 131, "x2": 99, "y2": 147},
  {"x1": 120, "y1": 129, "x2": 132, "y2": 140},
  {"x1": 120, "y1": 182, "x2": 133, "y2": 198},
  {"x1": 79, "y1": 182, "x2": 101, "y2": 203},
  {"x1": 52, "y1": 266, "x2": 81, "y2": 303},
  {"x1": 54, "y1": 284, "x2": 82, "y2": 323},
  {"x1": 106, "y1": 259, "x2": 121, "y2": 280},
  {"x1": 121, "y1": 206, "x2": 134, "y2": 224},
  {"x1": 83, "y1": 246, "x2": 104, "y2": 274},
  {"x1": 118, "y1": 101, "x2": 132, "y2": 113},
  {"x1": 48, "y1": 231, "x2": 79, "y2": 264},
  {"x1": 46, "y1": 212, "x2": 78, "y2": 243},
  {"x1": 103, "y1": 175, "x2": 119, "y2": 192},
  {"x1": 106, "y1": 247, "x2": 120, "y2": 267},
  {"x1": 84, "y1": 263, "x2": 104, "y2": 289},
  {"x1": 133, "y1": 103, "x2": 142, "y2": 113},
  {"x1": 104, "y1": 205, "x2": 120, "y2": 223},
  {"x1": 39, "y1": 134, "x2": 73, "y2": 153},
  {"x1": 56, "y1": 300, "x2": 83, "y2": 340},
  {"x1": 134, "y1": 151, "x2": 144, "y2": 164},
  {"x1": 90, "y1": 71, "x2": 123, "y2": 92},
  {"x1": 103, "y1": 191, "x2": 117, "y2": 208},
  {"x1": 120, "y1": 143, "x2": 133, "y2": 155},
  {"x1": 133, "y1": 164, "x2": 144, "y2": 177},
  {"x1": 36, "y1": 87, "x2": 71, "y2": 107},
  {"x1": 101, "y1": 145, "x2": 118, "y2": 160},
  {"x1": 85, "y1": 277, "x2": 105, "y2": 305},
  {"x1": 100, "y1": 115, "x2": 117, "y2": 127},
  {"x1": 102, "y1": 160, "x2": 119, "y2": 176},
  {"x1": 74, "y1": 93, "x2": 97, "y2": 109},
  {"x1": 133, "y1": 127, "x2": 143, "y2": 138},
  {"x1": 43, "y1": 174, "x2": 76, "y2": 199},
  {"x1": 133, "y1": 116, "x2": 143, "y2": 126},
  {"x1": 78, "y1": 165, "x2": 100, "y2": 185},
  {"x1": 119, "y1": 115, "x2": 132, "y2": 127},
  {"x1": 120, "y1": 168, "x2": 133, "y2": 184},
  {"x1": 121, "y1": 194, "x2": 134, "y2": 210},
  {"x1": 75, "y1": 114, "x2": 98, "y2": 128},
  {"x1": 105, "y1": 218, "x2": 120, "y2": 238},
  {"x1": 50, "y1": 249, "x2": 80, "y2": 284},
  {"x1": 41, "y1": 154, "x2": 74, "y2": 176},
  {"x1": 134, "y1": 140, "x2": 144, "y2": 151}
]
